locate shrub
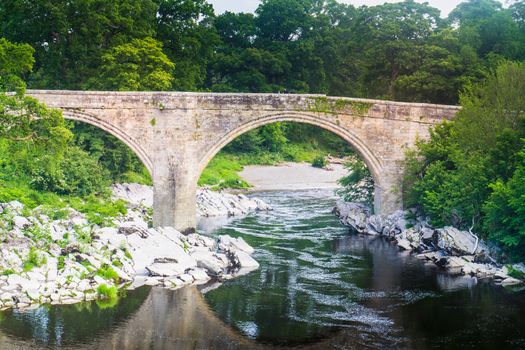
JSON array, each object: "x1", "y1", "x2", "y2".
[
  {"x1": 312, "y1": 156, "x2": 327, "y2": 168},
  {"x1": 337, "y1": 158, "x2": 375, "y2": 207}
]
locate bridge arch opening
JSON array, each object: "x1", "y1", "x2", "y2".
[
  {"x1": 197, "y1": 115, "x2": 381, "y2": 212},
  {"x1": 197, "y1": 113, "x2": 382, "y2": 187},
  {"x1": 62, "y1": 111, "x2": 153, "y2": 176}
]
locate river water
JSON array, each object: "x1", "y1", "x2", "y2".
[{"x1": 0, "y1": 189, "x2": 524, "y2": 349}]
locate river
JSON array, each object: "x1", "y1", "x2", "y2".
[{"x1": 0, "y1": 189, "x2": 524, "y2": 349}]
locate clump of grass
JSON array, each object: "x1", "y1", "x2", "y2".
[
  {"x1": 57, "y1": 256, "x2": 66, "y2": 270},
  {"x1": 23, "y1": 247, "x2": 47, "y2": 272},
  {"x1": 2, "y1": 269, "x2": 15, "y2": 276},
  {"x1": 112, "y1": 259, "x2": 123, "y2": 268},
  {"x1": 507, "y1": 265, "x2": 524, "y2": 280},
  {"x1": 96, "y1": 264, "x2": 119, "y2": 283},
  {"x1": 96, "y1": 284, "x2": 118, "y2": 299}
]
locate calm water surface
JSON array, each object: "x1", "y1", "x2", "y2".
[{"x1": 0, "y1": 189, "x2": 524, "y2": 350}]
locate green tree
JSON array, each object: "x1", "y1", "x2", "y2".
[
  {"x1": 404, "y1": 61, "x2": 525, "y2": 258},
  {"x1": 93, "y1": 37, "x2": 174, "y2": 91},
  {"x1": 0, "y1": 0, "x2": 158, "y2": 89},
  {"x1": 483, "y1": 145, "x2": 525, "y2": 260},
  {"x1": 0, "y1": 38, "x2": 35, "y2": 93}
]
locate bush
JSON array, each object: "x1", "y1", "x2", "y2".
[
  {"x1": 403, "y1": 62, "x2": 525, "y2": 260},
  {"x1": 312, "y1": 156, "x2": 327, "y2": 168},
  {"x1": 337, "y1": 158, "x2": 375, "y2": 206}
]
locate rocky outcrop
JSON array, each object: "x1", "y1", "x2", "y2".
[
  {"x1": 111, "y1": 183, "x2": 271, "y2": 217},
  {"x1": 0, "y1": 187, "x2": 261, "y2": 311},
  {"x1": 333, "y1": 201, "x2": 524, "y2": 286}
]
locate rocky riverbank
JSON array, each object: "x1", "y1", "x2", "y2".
[
  {"x1": 0, "y1": 186, "x2": 268, "y2": 311},
  {"x1": 333, "y1": 202, "x2": 525, "y2": 287},
  {"x1": 112, "y1": 183, "x2": 272, "y2": 217}
]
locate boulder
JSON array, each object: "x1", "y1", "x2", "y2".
[
  {"x1": 189, "y1": 268, "x2": 211, "y2": 285},
  {"x1": 332, "y1": 202, "x2": 371, "y2": 233},
  {"x1": 436, "y1": 227, "x2": 488, "y2": 256},
  {"x1": 146, "y1": 262, "x2": 186, "y2": 277},
  {"x1": 501, "y1": 277, "x2": 523, "y2": 287},
  {"x1": 218, "y1": 235, "x2": 255, "y2": 254},
  {"x1": 366, "y1": 215, "x2": 383, "y2": 235},
  {"x1": 233, "y1": 250, "x2": 259, "y2": 269},
  {"x1": 382, "y1": 210, "x2": 407, "y2": 237},
  {"x1": 12, "y1": 216, "x2": 31, "y2": 229},
  {"x1": 193, "y1": 252, "x2": 225, "y2": 276}
]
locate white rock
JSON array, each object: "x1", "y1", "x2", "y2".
[
  {"x1": 332, "y1": 202, "x2": 371, "y2": 233},
  {"x1": 193, "y1": 252, "x2": 225, "y2": 276},
  {"x1": 146, "y1": 262, "x2": 185, "y2": 277},
  {"x1": 218, "y1": 235, "x2": 254, "y2": 254},
  {"x1": 436, "y1": 227, "x2": 488, "y2": 256},
  {"x1": 501, "y1": 277, "x2": 523, "y2": 286},
  {"x1": 12, "y1": 216, "x2": 31, "y2": 229},
  {"x1": 234, "y1": 251, "x2": 259, "y2": 269},
  {"x1": 189, "y1": 268, "x2": 211, "y2": 285}
]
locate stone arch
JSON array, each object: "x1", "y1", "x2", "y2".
[
  {"x1": 61, "y1": 110, "x2": 154, "y2": 175},
  {"x1": 197, "y1": 112, "x2": 383, "y2": 185}
]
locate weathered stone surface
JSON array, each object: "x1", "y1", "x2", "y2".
[
  {"x1": 28, "y1": 90, "x2": 458, "y2": 232},
  {"x1": 436, "y1": 227, "x2": 488, "y2": 256},
  {"x1": 146, "y1": 263, "x2": 186, "y2": 277},
  {"x1": 218, "y1": 235, "x2": 255, "y2": 254},
  {"x1": 333, "y1": 202, "x2": 371, "y2": 233}
]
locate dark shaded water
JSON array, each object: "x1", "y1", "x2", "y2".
[{"x1": 0, "y1": 190, "x2": 524, "y2": 349}]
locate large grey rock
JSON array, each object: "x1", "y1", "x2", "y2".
[
  {"x1": 12, "y1": 216, "x2": 31, "y2": 229},
  {"x1": 333, "y1": 202, "x2": 371, "y2": 233},
  {"x1": 382, "y1": 210, "x2": 407, "y2": 237},
  {"x1": 193, "y1": 252, "x2": 225, "y2": 276},
  {"x1": 366, "y1": 215, "x2": 384, "y2": 235},
  {"x1": 436, "y1": 227, "x2": 488, "y2": 256}
]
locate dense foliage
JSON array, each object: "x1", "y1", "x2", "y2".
[{"x1": 404, "y1": 62, "x2": 525, "y2": 260}]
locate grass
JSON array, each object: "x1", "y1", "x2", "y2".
[
  {"x1": 0, "y1": 181, "x2": 128, "y2": 227},
  {"x1": 507, "y1": 265, "x2": 524, "y2": 280},
  {"x1": 96, "y1": 284, "x2": 118, "y2": 299},
  {"x1": 23, "y1": 247, "x2": 47, "y2": 272},
  {"x1": 96, "y1": 265, "x2": 120, "y2": 283}
]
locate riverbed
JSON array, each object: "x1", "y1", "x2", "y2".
[{"x1": 0, "y1": 190, "x2": 524, "y2": 349}]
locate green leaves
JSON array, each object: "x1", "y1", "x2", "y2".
[
  {"x1": 0, "y1": 38, "x2": 34, "y2": 94},
  {"x1": 404, "y1": 62, "x2": 525, "y2": 261},
  {"x1": 94, "y1": 37, "x2": 174, "y2": 91}
]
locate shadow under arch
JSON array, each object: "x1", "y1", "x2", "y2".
[
  {"x1": 62, "y1": 110, "x2": 154, "y2": 175},
  {"x1": 197, "y1": 112, "x2": 382, "y2": 186}
]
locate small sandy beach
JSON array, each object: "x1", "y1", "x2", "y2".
[{"x1": 239, "y1": 162, "x2": 347, "y2": 191}]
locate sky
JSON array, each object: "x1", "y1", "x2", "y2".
[{"x1": 208, "y1": 0, "x2": 472, "y2": 18}]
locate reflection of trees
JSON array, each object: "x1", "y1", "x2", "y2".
[{"x1": 0, "y1": 286, "x2": 150, "y2": 348}]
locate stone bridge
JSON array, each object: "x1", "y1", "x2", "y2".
[{"x1": 27, "y1": 90, "x2": 459, "y2": 233}]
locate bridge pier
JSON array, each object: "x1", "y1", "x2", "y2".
[
  {"x1": 152, "y1": 162, "x2": 198, "y2": 234},
  {"x1": 373, "y1": 162, "x2": 404, "y2": 216}
]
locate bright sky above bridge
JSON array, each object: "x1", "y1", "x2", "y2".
[{"x1": 208, "y1": 0, "x2": 496, "y2": 18}]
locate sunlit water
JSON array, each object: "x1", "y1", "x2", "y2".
[{"x1": 0, "y1": 189, "x2": 524, "y2": 350}]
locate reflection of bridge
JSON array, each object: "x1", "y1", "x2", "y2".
[{"x1": 28, "y1": 90, "x2": 459, "y2": 232}]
